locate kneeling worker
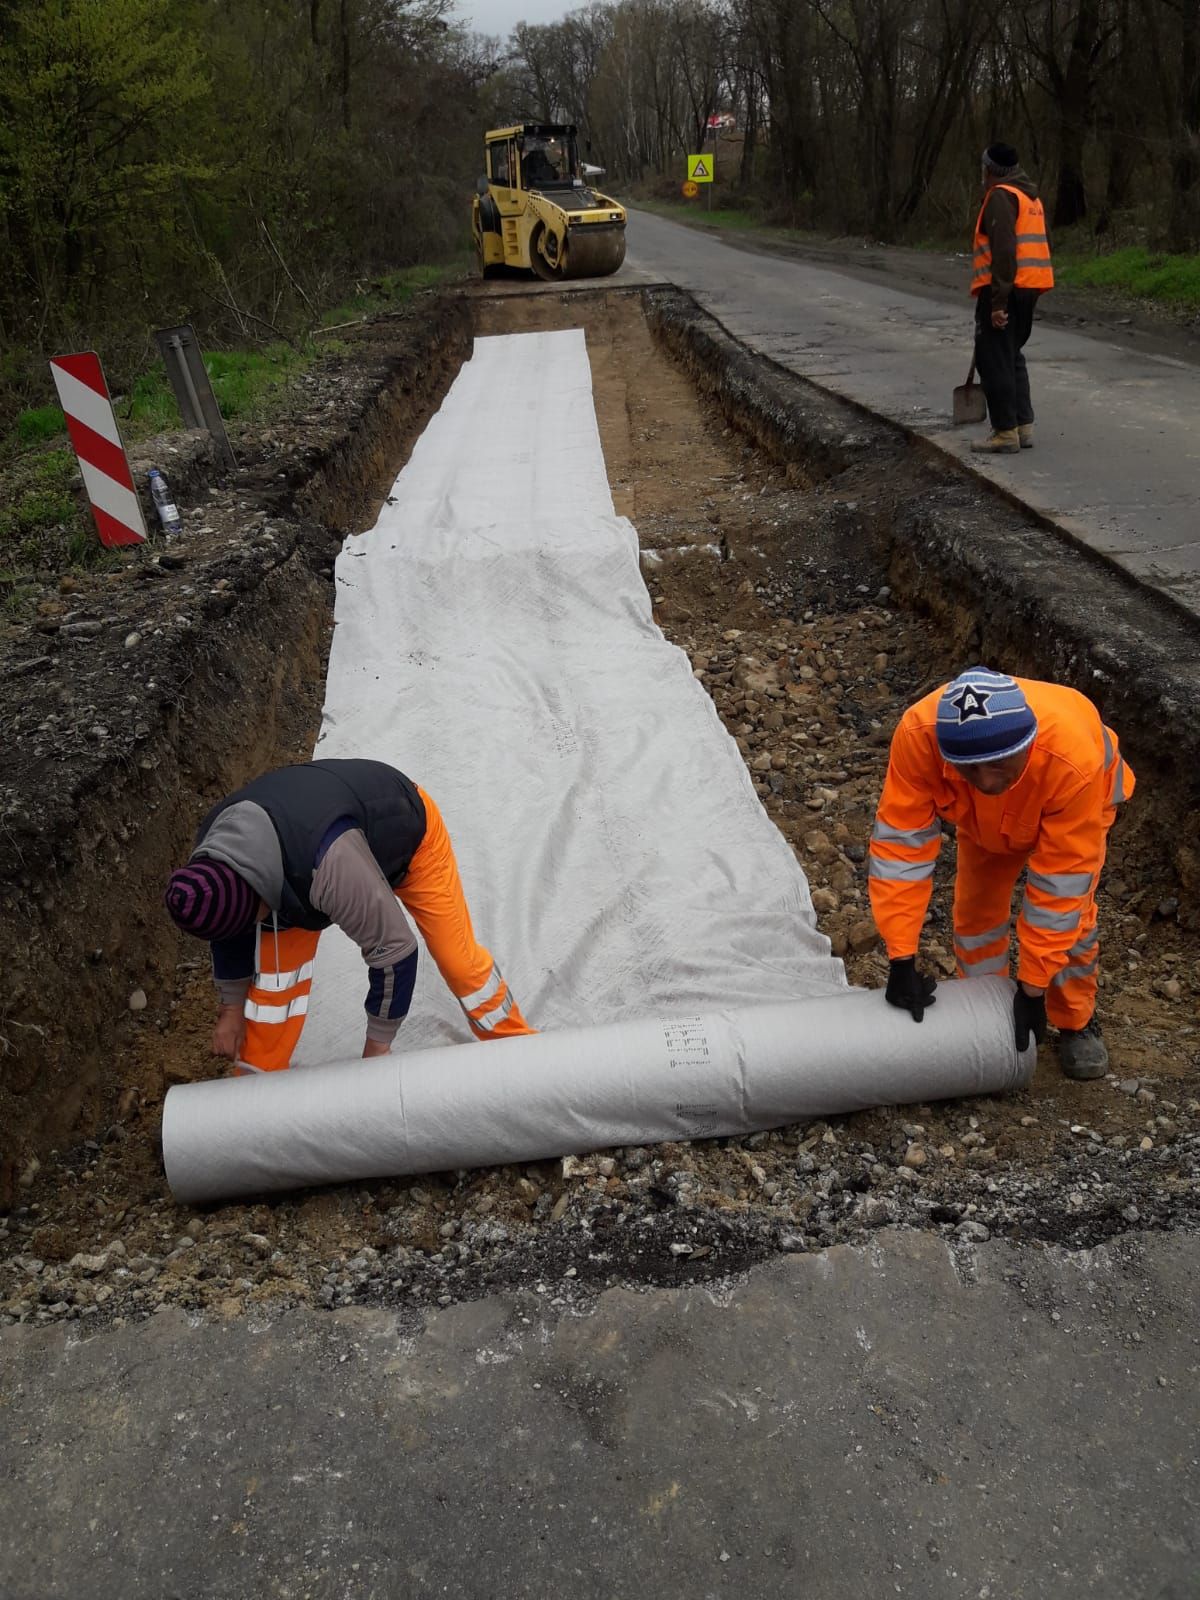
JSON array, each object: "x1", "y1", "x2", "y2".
[
  {"x1": 165, "y1": 759, "x2": 534, "y2": 1072},
  {"x1": 868, "y1": 669, "x2": 1133, "y2": 1079}
]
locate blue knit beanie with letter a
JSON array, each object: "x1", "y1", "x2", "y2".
[{"x1": 936, "y1": 668, "x2": 1038, "y2": 764}]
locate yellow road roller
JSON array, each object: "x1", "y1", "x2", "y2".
[{"x1": 472, "y1": 124, "x2": 627, "y2": 282}]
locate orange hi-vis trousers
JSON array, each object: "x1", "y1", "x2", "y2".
[
  {"x1": 239, "y1": 788, "x2": 534, "y2": 1072},
  {"x1": 953, "y1": 832, "x2": 1105, "y2": 1031}
]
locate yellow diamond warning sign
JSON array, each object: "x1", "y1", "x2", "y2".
[{"x1": 687, "y1": 154, "x2": 713, "y2": 183}]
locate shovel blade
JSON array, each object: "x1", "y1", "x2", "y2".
[{"x1": 953, "y1": 383, "x2": 987, "y2": 425}]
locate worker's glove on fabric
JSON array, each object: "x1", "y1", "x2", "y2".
[
  {"x1": 1012, "y1": 986, "x2": 1048, "y2": 1052},
  {"x1": 884, "y1": 956, "x2": 937, "y2": 1023}
]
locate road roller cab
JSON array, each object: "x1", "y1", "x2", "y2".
[{"x1": 473, "y1": 124, "x2": 627, "y2": 281}]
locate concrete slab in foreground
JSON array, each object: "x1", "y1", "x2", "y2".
[{"x1": 1, "y1": 1229, "x2": 1197, "y2": 1599}]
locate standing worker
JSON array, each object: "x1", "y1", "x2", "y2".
[
  {"x1": 164, "y1": 759, "x2": 534, "y2": 1073},
  {"x1": 970, "y1": 143, "x2": 1054, "y2": 455},
  {"x1": 868, "y1": 670, "x2": 1133, "y2": 1080}
]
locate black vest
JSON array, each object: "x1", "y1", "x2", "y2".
[{"x1": 198, "y1": 760, "x2": 427, "y2": 931}]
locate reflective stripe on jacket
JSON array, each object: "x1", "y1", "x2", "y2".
[
  {"x1": 868, "y1": 679, "x2": 1134, "y2": 987},
  {"x1": 972, "y1": 184, "x2": 1054, "y2": 295}
]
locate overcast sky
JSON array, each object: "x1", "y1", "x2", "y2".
[{"x1": 460, "y1": 0, "x2": 572, "y2": 41}]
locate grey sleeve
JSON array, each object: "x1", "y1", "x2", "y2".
[
  {"x1": 364, "y1": 1012, "x2": 405, "y2": 1045},
  {"x1": 309, "y1": 829, "x2": 417, "y2": 967},
  {"x1": 214, "y1": 975, "x2": 253, "y2": 1008}
]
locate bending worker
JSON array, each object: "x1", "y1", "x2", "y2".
[
  {"x1": 869, "y1": 669, "x2": 1133, "y2": 1080},
  {"x1": 164, "y1": 758, "x2": 534, "y2": 1072}
]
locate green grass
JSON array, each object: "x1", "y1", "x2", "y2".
[
  {"x1": 1055, "y1": 246, "x2": 1200, "y2": 308},
  {"x1": 0, "y1": 449, "x2": 79, "y2": 536},
  {"x1": 203, "y1": 344, "x2": 312, "y2": 420},
  {"x1": 110, "y1": 343, "x2": 313, "y2": 436},
  {"x1": 15, "y1": 405, "x2": 67, "y2": 446},
  {"x1": 0, "y1": 447, "x2": 90, "y2": 580},
  {"x1": 123, "y1": 368, "x2": 182, "y2": 434},
  {"x1": 320, "y1": 259, "x2": 468, "y2": 329}
]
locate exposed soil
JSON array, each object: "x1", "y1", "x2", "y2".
[{"x1": 0, "y1": 288, "x2": 1195, "y2": 1337}]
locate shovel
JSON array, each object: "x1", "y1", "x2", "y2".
[{"x1": 952, "y1": 357, "x2": 987, "y2": 425}]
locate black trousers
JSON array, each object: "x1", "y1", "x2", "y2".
[{"x1": 974, "y1": 286, "x2": 1040, "y2": 432}]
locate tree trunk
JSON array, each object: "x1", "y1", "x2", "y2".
[
  {"x1": 339, "y1": 0, "x2": 351, "y2": 132},
  {"x1": 739, "y1": 69, "x2": 759, "y2": 190},
  {"x1": 1052, "y1": 0, "x2": 1102, "y2": 228},
  {"x1": 1098, "y1": 131, "x2": 1138, "y2": 226},
  {"x1": 1168, "y1": 0, "x2": 1200, "y2": 250},
  {"x1": 864, "y1": 90, "x2": 897, "y2": 239}
]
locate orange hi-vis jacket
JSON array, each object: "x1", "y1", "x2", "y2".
[
  {"x1": 972, "y1": 185, "x2": 1054, "y2": 295},
  {"x1": 869, "y1": 679, "x2": 1133, "y2": 989}
]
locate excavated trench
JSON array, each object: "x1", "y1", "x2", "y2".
[{"x1": 0, "y1": 285, "x2": 1196, "y2": 1332}]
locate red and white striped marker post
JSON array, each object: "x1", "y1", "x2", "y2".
[{"x1": 49, "y1": 351, "x2": 147, "y2": 548}]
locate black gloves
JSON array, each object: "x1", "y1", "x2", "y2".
[
  {"x1": 1013, "y1": 986, "x2": 1047, "y2": 1052},
  {"x1": 885, "y1": 956, "x2": 937, "y2": 1023}
]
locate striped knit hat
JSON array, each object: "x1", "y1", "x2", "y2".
[
  {"x1": 936, "y1": 668, "x2": 1038, "y2": 765},
  {"x1": 164, "y1": 859, "x2": 258, "y2": 940}
]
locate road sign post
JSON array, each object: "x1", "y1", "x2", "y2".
[
  {"x1": 49, "y1": 353, "x2": 147, "y2": 549},
  {"x1": 687, "y1": 153, "x2": 714, "y2": 211}
]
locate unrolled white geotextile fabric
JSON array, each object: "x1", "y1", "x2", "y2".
[
  {"x1": 301, "y1": 327, "x2": 848, "y2": 1051},
  {"x1": 162, "y1": 329, "x2": 1032, "y2": 1204}
]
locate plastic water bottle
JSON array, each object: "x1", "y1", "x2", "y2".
[{"x1": 148, "y1": 467, "x2": 182, "y2": 535}]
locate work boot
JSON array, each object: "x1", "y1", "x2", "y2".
[
  {"x1": 1057, "y1": 1016, "x2": 1109, "y2": 1081},
  {"x1": 971, "y1": 429, "x2": 1021, "y2": 454},
  {"x1": 1018, "y1": 424, "x2": 1034, "y2": 449}
]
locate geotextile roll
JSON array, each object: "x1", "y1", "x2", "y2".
[{"x1": 162, "y1": 977, "x2": 1032, "y2": 1205}]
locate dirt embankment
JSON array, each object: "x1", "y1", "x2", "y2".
[{"x1": 0, "y1": 299, "x2": 472, "y2": 1200}]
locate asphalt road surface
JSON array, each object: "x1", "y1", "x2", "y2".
[
  {"x1": 2, "y1": 1231, "x2": 1197, "y2": 1599},
  {"x1": 624, "y1": 208, "x2": 1200, "y2": 621}
]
